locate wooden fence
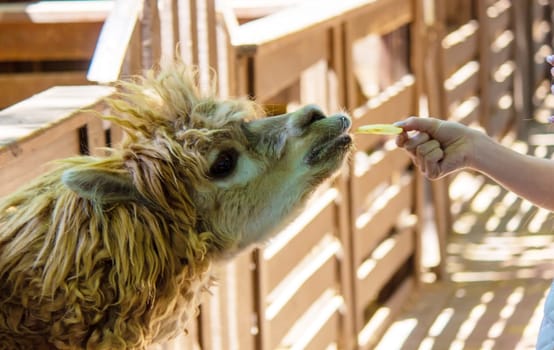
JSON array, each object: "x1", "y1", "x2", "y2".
[
  {"x1": 0, "y1": 0, "x2": 550, "y2": 349},
  {"x1": 0, "y1": 1, "x2": 112, "y2": 109}
]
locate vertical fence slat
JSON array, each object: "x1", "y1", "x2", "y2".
[
  {"x1": 141, "y1": 0, "x2": 162, "y2": 71},
  {"x1": 205, "y1": 0, "x2": 218, "y2": 76},
  {"x1": 189, "y1": 0, "x2": 199, "y2": 67}
]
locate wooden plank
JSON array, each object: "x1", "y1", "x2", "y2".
[
  {"x1": 351, "y1": 76, "x2": 415, "y2": 151},
  {"x1": 279, "y1": 289, "x2": 343, "y2": 350},
  {"x1": 85, "y1": 113, "x2": 107, "y2": 157},
  {"x1": 168, "y1": 0, "x2": 180, "y2": 60},
  {"x1": 0, "y1": 71, "x2": 89, "y2": 109},
  {"x1": 429, "y1": 282, "x2": 506, "y2": 347},
  {"x1": 265, "y1": 249, "x2": 337, "y2": 349},
  {"x1": 488, "y1": 65, "x2": 514, "y2": 107},
  {"x1": 494, "y1": 280, "x2": 551, "y2": 349},
  {"x1": 0, "y1": 86, "x2": 112, "y2": 197},
  {"x1": 304, "y1": 312, "x2": 339, "y2": 350},
  {"x1": 199, "y1": 250, "x2": 256, "y2": 350},
  {"x1": 353, "y1": 176, "x2": 414, "y2": 267},
  {"x1": 233, "y1": 0, "x2": 410, "y2": 56},
  {"x1": 332, "y1": 102, "x2": 355, "y2": 350},
  {"x1": 343, "y1": 18, "x2": 358, "y2": 111},
  {"x1": 487, "y1": 104, "x2": 514, "y2": 137},
  {"x1": 531, "y1": 1, "x2": 545, "y2": 20},
  {"x1": 442, "y1": 21, "x2": 479, "y2": 77},
  {"x1": 477, "y1": 0, "x2": 491, "y2": 128},
  {"x1": 0, "y1": 1, "x2": 111, "y2": 23},
  {"x1": 231, "y1": 0, "x2": 295, "y2": 22},
  {"x1": 0, "y1": 85, "x2": 114, "y2": 163},
  {"x1": 357, "y1": 276, "x2": 415, "y2": 349},
  {"x1": 532, "y1": 15, "x2": 550, "y2": 48},
  {"x1": 391, "y1": 282, "x2": 457, "y2": 350},
  {"x1": 409, "y1": 0, "x2": 424, "y2": 290},
  {"x1": 461, "y1": 281, "x2": 522, "y2": 348},
  {"x1": 0, "y1": 130, "x2": 80, "y2": 197},
  {"x1": 329, "y1": 23, "x2": 345, "y2": 111},
  {"x1": 87, "y1": 0, "x2": 141, "y2": 83},
  {"x1": 232, "y1": 252, "x2": 257, "y2": 350},
  {"x1": 262, "y1": 191, "x2": 337, "y2": 291},
  {"x1": 355, "y1": 227, "x2": 415, "y2": 314},
  {"x1": 486, "y1": 0, "x2": 512, "y2": 40},
  {"x1": 232, "y1": 0, "x2": 355, "y2": 54},
  {"x1": 511, "y1": 0, "x2": 532, "y2": 137},
  {"x1": 346, "y1": 0, "x2": 413, "y2": 39},
  {"x1": 141, "y1": 0, "x2": 162, "y2": 70},
  {"x1": 0, "y1": 22, "x2": 103, "y2": 61},
  {"x1": 253, "y1": 29, "x2": 328, "y2": 101},
  {"x1": 351, "y1": 76, "x2": 415, "y2": 127},
  {"x1": 444, "y1": 60, "x2": 480, "y2": 109},
  {"x1": 534, "y1": 60, "x2": 548, "y2": 90},
  {"x1": 188, "y1": 0, "x2": 200, "y2": 66},
  {"x1": 206, "y1": 0, "x2": 219, "y2": 73},
  {"x1": 488, "y1": 30, "x2": 514, "y2": 72},
  {"x1": 351, "y1": 147, "x2": 411, "y2": 214},
  {"x1": 122, "y1": 20, "x2": 144, "y2": 77},
  {"x1": 107, "y1": 123, "x2": 126, "y2": 148},
  {"x1": 450, "y1": 96, "x2": 480, "y2": 125}
]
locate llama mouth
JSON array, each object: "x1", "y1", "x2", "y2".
[{"x1": 305, "y1": 133, "x2": 352, "y2": 166}]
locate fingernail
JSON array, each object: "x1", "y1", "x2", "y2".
[
  {"x1": 551, "y1": 85, "x2": 554, "y2": 94},
  {"x1": 393, "y1": 121, "x2": 406, "y2": 127},
  {"x1": 548, "y1": 116, "x2": 554, "y2": 123},
  {"x1": 547, "y1": 55, "x2": 554, "y2": 64}
]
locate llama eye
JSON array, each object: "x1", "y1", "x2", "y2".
[{"x1": 209, "y1": 149, "x2": 238, "y2": 179}]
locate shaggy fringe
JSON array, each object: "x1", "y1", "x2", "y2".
[{"x1": 0, "y1": 63, "x2": 260, "y2": 349}]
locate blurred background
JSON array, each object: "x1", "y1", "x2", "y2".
[{"x1": 1, "y1": 0, "x2": 554, "y2": 349}]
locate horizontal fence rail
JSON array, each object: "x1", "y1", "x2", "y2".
[{"x1": 0, "y1": 1, "x2": 111, "y2": 109}]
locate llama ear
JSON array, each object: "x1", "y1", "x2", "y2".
[{"x1": 62, "y1": 167, "x2": 141, "y2": 204}]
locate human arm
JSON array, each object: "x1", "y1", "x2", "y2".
[{"x1": 395, "y1": 117, "x2": 554, "y2": 211}]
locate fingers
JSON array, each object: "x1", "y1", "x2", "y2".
[
  {"x1": 395, "y1": 130, "x2": 409, "y2": 148},
  {"x1": 418, "y1": 140, "x2": 444, "y2": 179},
  {"x1": 394, "y1": 116, "x2": 442, "y2": 135},
  {"x1": 404, "y1": 132, "x2": 430, "y2": 152},
  {"x1": 395, "y1": 128, "x2": 445, "y2": 179},
  {"x1": 394, "y1": 116, "x2": 460, "y2": 179}
]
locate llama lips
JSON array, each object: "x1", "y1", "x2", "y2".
[
  {"x1": 304, "y1": 133, "x2": 352, "y2": 165},
  {"x1": 304, "y1": 113, "x2": 352, "y2": 165}
]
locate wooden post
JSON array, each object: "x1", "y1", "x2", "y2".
[
  {"x1": 141, "y1": 0, "x2": 162, "y2": 71},
  {"x1": 513, "y1": 1, "x2": 532, "y2": 138},
  {"x1": 477, "y1": 0, "x2": 492, "y2": 132},
  {"x1": 189, "y1": 0, "x2": 199, "y2": 67}
]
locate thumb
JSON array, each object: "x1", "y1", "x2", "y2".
[{"x1": 394, "y1": 117, "x2": 442, "y2": 135}]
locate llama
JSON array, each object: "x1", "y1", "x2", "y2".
[{"x1": 0, "y1": 64, "x2": 352, "y2": 349}]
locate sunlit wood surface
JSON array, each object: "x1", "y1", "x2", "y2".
[{"x1": 374, "y1": 117, "x2": 554, "y2": 350}]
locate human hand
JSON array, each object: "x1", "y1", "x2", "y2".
[{"x1": 394, "y1": 117, "x2": 480, "y2": 179}]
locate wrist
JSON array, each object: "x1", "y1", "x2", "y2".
[{"x1": 465, "y1": 129, "x2": 495, "y2": 172}]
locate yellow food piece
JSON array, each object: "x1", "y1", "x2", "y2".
[{"x1": 355, "y1": 124, "x2": 403, "y2": 135}]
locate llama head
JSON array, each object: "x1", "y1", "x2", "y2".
[{"x1": 63, "y1": 64, "x2": 352, "y2": 257}]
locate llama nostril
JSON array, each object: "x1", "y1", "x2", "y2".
[
  {"x1": 306, "y1": 108, "x2": 326, "y2": 125},
  {"x1": 339, "y1": 115, "x2": 351, "y2": 130}
]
